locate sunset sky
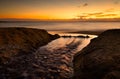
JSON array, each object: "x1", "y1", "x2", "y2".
[{"x1": 0, "y1": 0, "x2": 120, "y2": 20}]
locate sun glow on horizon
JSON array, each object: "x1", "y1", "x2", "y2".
[{"x1": 0, "y1": 0, "x2": 120, "y2": 21}]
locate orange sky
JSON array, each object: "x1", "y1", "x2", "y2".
[{"x1": 0, "y1": 0, "x2": 120, "y2": 20}]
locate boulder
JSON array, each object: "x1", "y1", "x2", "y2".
[{"x1": 73, "y1": 29, "x2": 120, "y2": 79}]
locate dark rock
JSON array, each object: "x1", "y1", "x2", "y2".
[
  {"x1": 51, "y1": 34, "x2": 60, "y2": 39},
  {"x1": 0, "y1": 27, "x2": 60, "y2": 79},
  {"x1": 61, "y1": 35, "x2": 90, "y2": 38},
  {"x1": 0, "y1": 27, "x2": 59, "y2": 63},
  {"x1": 77, "y1": 35, "x2": 90, "y2": 38},
  {"x1": 73, "y1": 29, "x2": 120, "y2": 79}
]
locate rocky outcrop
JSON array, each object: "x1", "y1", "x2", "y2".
[
  {"x1": 0, "y1": 27, "x2": 60, "y2": 63},
  {"x1": 73, "y1": 29, "x2": 120, "y2": 79},
  {"x1": 0, "y1": 27, "x2": 60, "y2": 79}
]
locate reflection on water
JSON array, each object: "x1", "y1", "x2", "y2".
[
  {"x1": 44, "y1": 37, "x2": 91, "y2": 53},
  {"x1": 35, "y1": 36, "x2": 94, "y2": 78},
  {"x1": 48, "y1": 31, "x2": 98, "y2": 38}
]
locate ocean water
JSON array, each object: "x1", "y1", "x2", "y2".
[
  {"x1": 35, "y1": 37, "x2": 92, "y2": 78},
  {"x1": 0, "y1": 22, "x2": 120, "y2": 33}
]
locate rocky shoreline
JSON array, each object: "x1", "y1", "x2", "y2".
[
  {"x1": 73, "y1": 29, "x2": 120, "y2": 79},
  {"x1": 0, "y1": 27, "x2": 60, "y2": 79},
  {"x1": 0, "y1": 28, "x2": 120, "y2": 79}
]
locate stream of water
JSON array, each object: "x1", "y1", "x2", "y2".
[{"x1": 35, "y1": 36, "x2": 93, "y2": 78}]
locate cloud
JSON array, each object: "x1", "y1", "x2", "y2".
[
  {"x1": 95, "y1": 14, "x2": 118, "y2": 17},
  {"x1": 83, "y1": 3, "x2": 88, "y2": 7},
  {"x1": 86, "y1": 12, "x2": 103, "y2": 16},
  {"x1": 77, "y1": 15, "x2": 88, "y2": 19},
  {"x1": 76, "y1": 12, "x2": 118, "y2": 19},
  {"x1": 77, "y1": 3, "x2": 88, "y2": 8},
  {"x1": 105, "y1": 8, "x2": 115, "y2": 12},
  {"x1": 114, "y1": 0, "x2": 119, "y2": 4}
]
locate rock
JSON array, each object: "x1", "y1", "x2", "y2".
[
  {"x1": 0, "y1": 27, "x2": 59, "y2": 64},
  {"x1": 73, "y1": 29, "x2": 120, "y2": 79},
  {"x1": 51, "y1": 34, "x2": 60, "y2": 40},
  {"x1": 0, "y1": 27, "x2": 60, "y2": 79}
]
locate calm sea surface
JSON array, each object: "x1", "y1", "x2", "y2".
[{"x1": 0, "y1": 22, "x2": 120, "y2": 33}]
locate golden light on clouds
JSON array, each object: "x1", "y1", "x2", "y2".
[
  {"x1": 77, "y1": 12, "x2": 120, "y2": 20},
  {"x1": 0, "y1": 0, "x2": 120, "y2": 21}
]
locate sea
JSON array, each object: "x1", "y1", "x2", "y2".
[{"x1": 0, "y1": 21, "x2": 120, "y2": 34}]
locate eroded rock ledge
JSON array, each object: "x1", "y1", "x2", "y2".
[
  {"x1": 73, "y1": 29, "x2": 120, "y2": 79},
  {"x1": 0, "y1": 27, "x2": 59, "y2": 79}
]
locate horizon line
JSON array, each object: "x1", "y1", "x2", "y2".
[{"x1": 0, "y1": 18, "x2": 120, "y2": 22}]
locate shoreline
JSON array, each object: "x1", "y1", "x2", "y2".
[
  {"x1": 65, "y1": 30, "x2": 104, "y2": 35},
  {"x1": 48, "y1": 30, "x2": 104, "y2": 35},
  {"x1": 48, "y1": 30, "x2": 98, "y2": 38}
]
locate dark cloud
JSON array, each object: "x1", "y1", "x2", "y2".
[
  {"x1": 77, "y1": 3, "x2": 88, "y2": 8},
  {"x1": 114, "y1": 0, "x2": 119, "y2": 4},
  {"x1": 83, "y1": 3, "x2": 88, "y2": 7}
]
